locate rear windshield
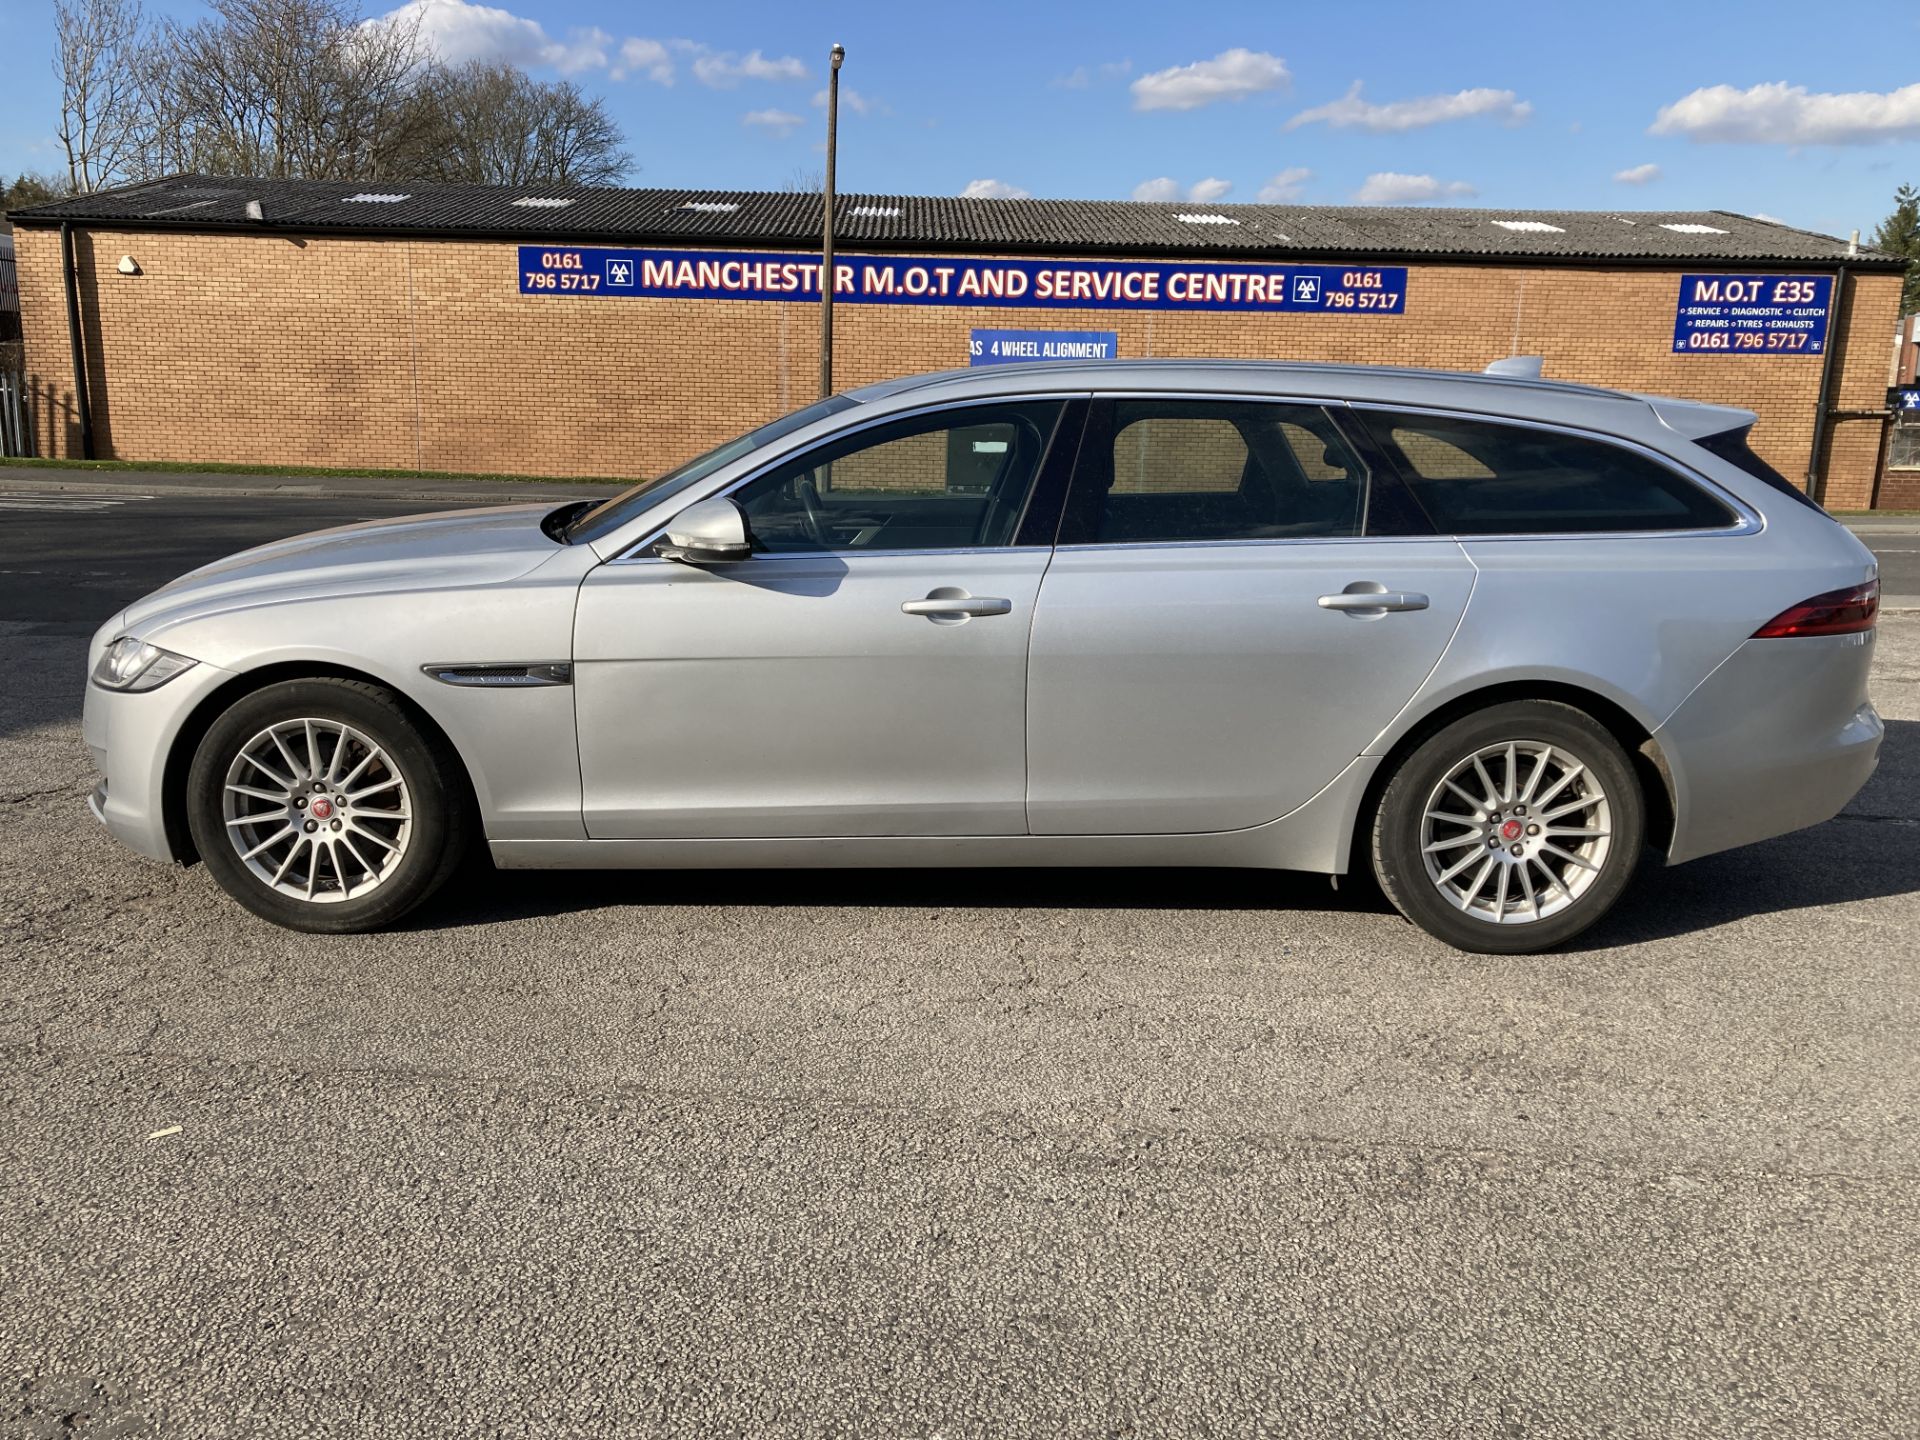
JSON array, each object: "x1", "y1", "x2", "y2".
[{"x1": 1692, "y1": 427, "x2": 1829, "y2": 516}]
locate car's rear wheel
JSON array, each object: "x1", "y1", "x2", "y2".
[
  {"x1": 1371, "y1": 700, "x2": 1644, "y2": 954},
  {"x1": 186, "y1": 678, "x2": 470, "y2": 933}
]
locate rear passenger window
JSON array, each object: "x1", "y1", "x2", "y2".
[
  {"x1": 1361, "y1": 411, "x2": 1735, "y2": 534},
  {"x1": 1066, "y1": 400, "x2": 1367, "y2": 544}
]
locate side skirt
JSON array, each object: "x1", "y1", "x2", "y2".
[{"x1": 490, "y1": 754, "x2": 1382, "y2": 874}]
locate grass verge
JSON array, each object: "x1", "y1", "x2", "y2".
[{"x1": 0, "y1": 456, "x2": 623, "y2": 486}]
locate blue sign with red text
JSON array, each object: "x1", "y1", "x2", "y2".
[{"x1": 519, "y1": 245, "x2": 1408, "y2": 315}]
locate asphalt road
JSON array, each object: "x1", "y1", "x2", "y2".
[
  {"x1": 3, "y1": 490, "x2": 1917, "y2": 1438},
  {"x1": 1866, "y1": 531, "x2": 1920, "y2": 602}
]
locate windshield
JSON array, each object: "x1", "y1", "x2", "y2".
[{"x1": 565, "y1": 395, "x2": 861, "y2": 544}]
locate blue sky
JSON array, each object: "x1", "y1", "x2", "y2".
[{"x1": 3, "y1": 0, "x2": 1917, "y2": 237}]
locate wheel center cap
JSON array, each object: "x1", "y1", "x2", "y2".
[
  {"x1": 1500, "y1": 819, "x2": 1524, "y2": 842},
  {"x1": 310, "y1": 797, "x2": 334, "y2": 820}
]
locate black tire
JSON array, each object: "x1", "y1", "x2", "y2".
[
  {"x1": 186, "y1": 678, "x2": 471, "y2": 933},
  {"x1": 1371, "y1": 700, "x2": 1644, "y2": 954}
]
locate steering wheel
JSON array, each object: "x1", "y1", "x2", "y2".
[{"x1": 795, "y1": 476, "x2": 829, "y2": 547}]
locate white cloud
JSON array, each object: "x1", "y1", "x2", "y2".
[
  {"x1": 542, "y1": 26, "x2": 611, "y2": 73},
  {"x1": 1052, "y1": 59, "x2": 1131, "y2": 89},
  {"x1": 1131, "y1": 177, "x2": 1237, "y2": 203},
  {"x1": 693, "y1": 49, "x2": 808, "y2": 88},
  {"x1": 1354, "y1": 172, "x2": 1478, "y2": 204},
  {"x1": 1257, "y1": 167, "x2": 1312, "y2": 202},
  {"x1": 742, "y1": 108, "x2": 805, "y2": 138},
  {"x1": 611, "y1": 37, "x2": 672, "y2": 84},
  {"x1": 381, "y1": 0, "x2": 673, "y2": 81},
  {"x1": 1287, "y1": 82, "x2": 1531, "y2": 132},
  {"x1": 1613, "y1": 162, "x2": 1661, "y2": 185},
  {"x1": 385, "y1": 0, "x2": 547, "y2": 66},
  {"x1": 1651, "y1": 81, "x2": 1920, "y2": 144},
  {"x1": 1131, "y1": 49, "x2": 1289, "y2": 112},
  {"x1": 812, "y1": 85, "x2": 878, "y2": 116},
  {"x1": 961, "y1": 178, "x2": 1031, "y2": 199}
]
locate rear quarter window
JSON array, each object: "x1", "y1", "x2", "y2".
[
  {"x1": 1692, "y1": 427, "x2": 1829, "y2": 516},
  {"x1": 1358, "y1": 410, "x2": 1737, "y2": 535}
]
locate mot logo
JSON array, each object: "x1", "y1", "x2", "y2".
[
  {"x1": 1291, "y1": 275, "x2": 1322, "y2": 305},
  {"x1": 605, "y1": 258, "x2": 635, "y2": 287}
]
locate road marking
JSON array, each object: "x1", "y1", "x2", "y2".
[{"x1": 0, "y1": 492, "x2": 150, "y2": 511}]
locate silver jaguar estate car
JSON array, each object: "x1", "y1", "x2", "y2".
[{"x1": 83, "y1": 360, "x2": 1882, "y2": 952}]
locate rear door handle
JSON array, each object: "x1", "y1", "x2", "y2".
[
  {"x1": 1317, "y1": 588, "x2": 1429, "y2": 613},
  {"x1": 902, "y1": 589, "x2": 1013, "y2": 618}
]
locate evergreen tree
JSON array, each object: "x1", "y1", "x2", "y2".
[{"x1": 1871, "y1": 183, "x2": 1920, "y2": 315}]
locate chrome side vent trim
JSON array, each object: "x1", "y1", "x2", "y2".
[{"x1": 424, "y1": 663, "x2": 572, "y2": 688}]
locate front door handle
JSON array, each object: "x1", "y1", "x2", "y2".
[
  {"x1": 902, "y1": 588, "x2": 1014, "y2": 619},
  {"x1": 1318, "y1": 585, "x2": 1430, "y2": 614}
]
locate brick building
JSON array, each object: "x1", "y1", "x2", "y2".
[{"x1": 9, "y1": 175, "x2": 1915, "y2": 507}]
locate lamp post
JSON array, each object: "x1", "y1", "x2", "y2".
[{"x1": 820, "y1": 42, "x2": 845, "y2": 399}]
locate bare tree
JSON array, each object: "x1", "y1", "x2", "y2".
[
  {"x1": 54, "y1": 0, "x2": 147, "y2": 192},
  {"x1": 50, "y1": 0, "x2": 635, "y2": 190},
  {"x1": 146, "y1": 0, "x2": 437, "y2": 180},
  {"x1": 525, "y1": 78, "x2": 630, "y2": 186},
  {"x1": 421, "y1": 62, "x2": 632, "y2": 186}
]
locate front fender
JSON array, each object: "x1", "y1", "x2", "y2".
[{"x1": 150, "y1": 568, "x2": 590, "y2": 845}]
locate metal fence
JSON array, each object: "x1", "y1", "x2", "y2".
[{"x1": 0, "y1": 363, "x2": 31, "y2": 458}]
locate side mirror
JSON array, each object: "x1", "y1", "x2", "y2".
[{"x1": 656, "y1": 497, "x2": 754, "y2": 565}]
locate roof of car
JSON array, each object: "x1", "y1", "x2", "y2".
[
  {"x1": 850, "y1": 358, "x2": 1635, "y2": 403},
  {"x1": 11, "y1": 175, "x2": 1903, "y2": 269},
  {"x1": 843, "y1": 359, "x2": 1760, "y2": 437}
]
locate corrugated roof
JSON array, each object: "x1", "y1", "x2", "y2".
[{"x1": 10, "y1": 174, "x2": 1903, "y2": 269}]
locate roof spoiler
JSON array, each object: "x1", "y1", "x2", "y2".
[
  {"x1": 1638, "y1": 396, "x2": 1758, "y2": 439},
  {"x1": 1483, "y1": 355, "x2": 1544, "y2": 379}
]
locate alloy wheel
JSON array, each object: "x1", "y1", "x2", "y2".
[
  {"x1": 221, "y1": 717, "x2": 413, "y2": 903},
  {"x1": 1418, "y1": 739, "x2": 1613, "y2": 925}
]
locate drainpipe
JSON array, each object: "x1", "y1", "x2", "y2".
[
  {"x1": 1805, "y1": 261, "x2": 1847, "y2": 505},
  {"x1": 60, "y1": 221, "x2": 95, "y2": 460}
]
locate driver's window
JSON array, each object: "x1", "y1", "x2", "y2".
[{"x1": 732, "y1": 401, "x2": 1066, "y2": 553}]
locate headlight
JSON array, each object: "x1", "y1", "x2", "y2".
[{"x1": 92, "y1": 636, "x2": 197, "y2": 692}]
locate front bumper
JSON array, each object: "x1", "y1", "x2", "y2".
[
  {"x1": 83, "y1": 660, "x2": 237, "y2": 863},
  {"x1": 1656, "y1": 632, "x2": 1882, "y2": 865}
]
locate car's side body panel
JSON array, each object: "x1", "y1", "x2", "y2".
[
  {"x1": 1655, "y1": 633, "x2": 1882, "y2": 863},
  {"x1": 487, "y1": 751, "x2": 1387, "y2": 874},
  {"x1": 573, "y1": 549, "x2": 1052, "y2": 838},
  {"x1": 1026, "y1": 538, "x2": 1475, "y2": 834},
  {"x1": 113, "y1": 538, "x2": 599, "y2": 848}
]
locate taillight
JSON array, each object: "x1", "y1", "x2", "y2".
[{"x1": 1752, "y1": 580, "x2": 1879, "y2": 638}]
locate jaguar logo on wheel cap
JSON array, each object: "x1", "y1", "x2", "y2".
[
  {"x1": 1500, "y1": 819, "x2": 1524, "y2": 842},
  {"x1": 310, "y1": 797, "x2": 334, "y2": 820}
]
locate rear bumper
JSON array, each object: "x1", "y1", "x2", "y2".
[{"x1": 1657, "y1": 632, "x2": 1882, "y2": 865}]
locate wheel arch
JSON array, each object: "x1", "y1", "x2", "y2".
[
  {"x1": 160, "y1": 661, "x2": 482, "y2": 866},
  {"x1": 1349, "y1": 678, "x2": 1677, "y2": 878}
]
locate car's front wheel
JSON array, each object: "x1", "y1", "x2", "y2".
[
  {"x1": 186, "y1": 678, "x2": 470, "y2": 933},
  {"x1": 1371, "y1": 700, "x2": 1645, "y2": 954}
]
